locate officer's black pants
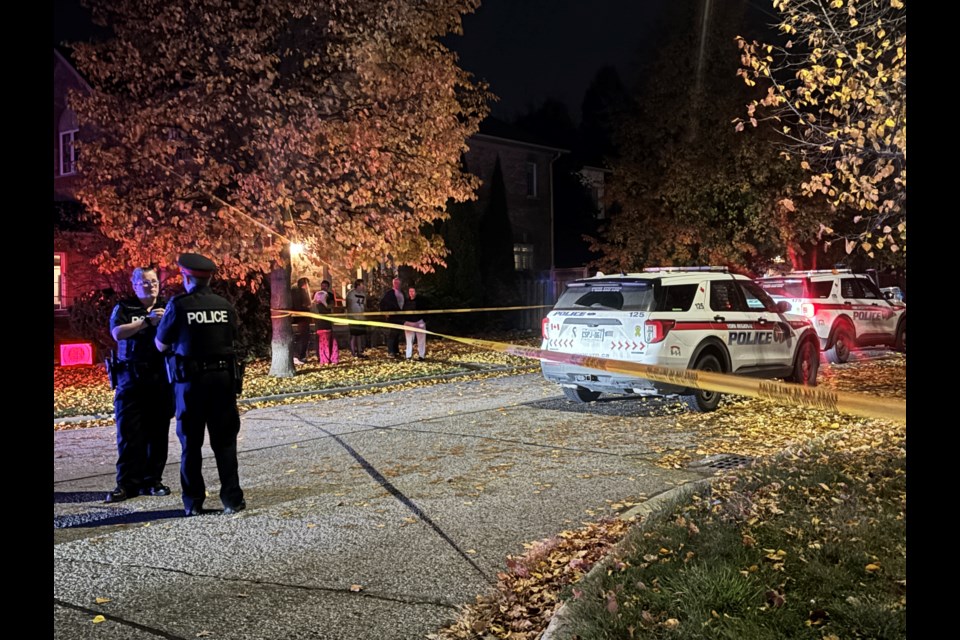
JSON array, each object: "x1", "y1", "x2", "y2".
[
  {"x1": 386, "y1": 325, "x2": 402, "y2": 356},
  {"x1": 114, "y1": 370, "x2": 174, "y2": 491},
  {"x1": 293, "y1": 321, "x2": 311, "y2": 360},
  {"x1": 174, "y1": 371, "x2": 243, "y2": 511}
]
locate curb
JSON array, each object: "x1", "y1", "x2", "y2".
[{"x1": 539, "y1": 478, "x2": 714, "y2": 640}]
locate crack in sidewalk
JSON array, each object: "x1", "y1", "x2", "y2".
[{"x1": 54, "y1": 557, "x2": 462, "y2": 610}]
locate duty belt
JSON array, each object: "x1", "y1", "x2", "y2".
[
  {"x1": 195, "y1": 359, "x2": 232, "y2": 372},
  {"x1": 116, "y1": 360, "x2": 163, "y2": 374}
]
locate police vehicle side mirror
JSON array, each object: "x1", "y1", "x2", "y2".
[
  {"x1": 776, "y1": 301, "x2": 792, "y2": 313},
  {"x1": 882, "y1": 291, "x2": 893, "y2": 300}
]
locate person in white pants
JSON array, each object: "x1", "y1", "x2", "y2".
[{"x1": 403, "y1": 287, "x2": 427, "y2": 360}]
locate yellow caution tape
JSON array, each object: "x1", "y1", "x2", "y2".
[
  {"x1": 274, "y1": 304, "x2": 551, "y2": 318},
  {"x1": 279, "y1": 310, "x2": 906, "y2": 423}
]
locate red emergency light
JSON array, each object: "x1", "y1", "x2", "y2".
[{"x1": 60, "y1": 343, "x2": 94, "y2": 366}]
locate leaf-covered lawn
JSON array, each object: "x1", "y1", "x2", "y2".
[
  {"x1": 555, "y1": 434, "x2": 905, "y2": 639},
  {"x1": 53, "y1": 335, "x2": 540, "y2": 427},
  {"x1": 431, "y1": 352, "x2": 906, "y2": 640},
  {"x1": 655, "y1": 352, "x2": 906, "y2": 468}
]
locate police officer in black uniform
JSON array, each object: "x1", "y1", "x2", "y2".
[
  {"x1": 155, "y1": 253, "x2": 246, "y2": 517},
  {"x1": 105, "y1": 267, "x2": 174, "y2": 503}
]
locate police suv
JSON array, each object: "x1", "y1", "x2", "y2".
[
  {"x1": 755, "y1": 270, "x2": 906, "y2": 364},
  {"x1": 540, "y1": 267, "x2": 821, "y2": 412}
]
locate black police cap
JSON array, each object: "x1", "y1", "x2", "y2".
[{"x1": 177, "y1": 253, "x2": 217, "y2": 277}]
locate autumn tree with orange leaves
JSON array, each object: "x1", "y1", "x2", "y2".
[
  {"x1": 69, "y1": 0, "x2": 489, "y2": 376},
  {"x1": 735, "y1": 0, "x2": 905, "y2": 259}
]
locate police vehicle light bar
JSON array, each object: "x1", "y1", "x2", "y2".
[
  {"x1": 642, "y1": 266, "x2": 729, "y2": 273},
  {"x1": 787, "y1": 269, "x2": 851, "y2": 275}
]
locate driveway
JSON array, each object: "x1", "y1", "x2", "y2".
[{"x1": 54, "y1": 373, "x2": 706, "y2": 640}]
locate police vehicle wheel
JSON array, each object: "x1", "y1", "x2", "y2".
[
  {"x1": 681, "y1": 354, "x2": 723, "y2": 413},
  {"x1": 787, "y1": 338, "x2": 819, "y2": 386},
  {"x1": 894, "y1": 318, "x2": 906, "y2": 352},
  {"x1": 562, "y1": 386, "x2": 601, "y2": 403},
  {"x1": 826, "y1": 325, "x2": 853, "y2": 364}
]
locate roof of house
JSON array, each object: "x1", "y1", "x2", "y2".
[{"x1": 474, "y1": 117, "x2": 568, "y2": 154}]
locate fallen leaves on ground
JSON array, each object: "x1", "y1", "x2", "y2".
[
  {"x1": 54, "y1": 334, "x2": 540, "y2": 429},
  {"x1": 428, "y1": 518, "x2": 632, "y2": 640},
  {"x1": 431, "y1": 353, "x2": 906, "y2": 639},
  {"x1": 656, "y1": 352, "x2": 905, "y2": 469}
]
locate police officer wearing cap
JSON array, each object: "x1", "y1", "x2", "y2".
[
  {"x1": 105, "y1": 266, "x2": 175, "y2": 503},
  {"x1": 155, "y1": 253, "x2": 246, "y2": 516}
]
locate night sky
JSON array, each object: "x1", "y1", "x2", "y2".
[
  {"x1": 54, "y1": 0, "x2": 673, "y2": 123},
  {"x1": 448, "y1": 0, "x2": 670, "y2": 122}
]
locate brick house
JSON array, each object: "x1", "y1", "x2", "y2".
[
  {"x1": 463, "y1": 119, "x2": 566, "y2": 275},
  {"x1": 54, "y1": 48, "x2": 116, "y2": 314}
]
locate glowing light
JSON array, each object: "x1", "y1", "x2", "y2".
[
  {"x1": 290, "y1": 242, "x2": 304, "y2": 256},
  {"x1": 60, "y1": 343, "x2": 93, "y2": 366},
  {"x1": 773, "y1": 255, "x2": 785, "y2": 264}
]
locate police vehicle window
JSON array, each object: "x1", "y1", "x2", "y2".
[
  {"x1": 709, "y1": 281, "x2": 742, "y2": 312},
  {"x1": 858, "y1": 278, "x2": 882, "y2": 299},
  {"x1": 809, "y1": 281, "x2": 833, "y2": 298},
  {"x1": 575, "y1": 290, "x2": 624, "y2": 309},
  {"x1": 739, "y1": 281, "x2": 779, "y2": 313},
  {"x1": 553, "y1": 283, "x2": 655, "y2": 311},
  {"x1": 840, "y1": 278, "x2": 863, "y2": 298},
  {"x1": 656, "y1": 284, "x2": 697, "y2": 312},
  {"x1": 757, "y1": 278, "x2": 803, "y2": 298},
  {"x1": 620, "y1": 286, "x2": 656, "y2": 311}
]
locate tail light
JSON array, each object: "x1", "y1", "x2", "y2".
[
  {"x1": 799, "y1": 302, "x2": 816, "y2": 318},
  {"x1": 542, "y1": 317, "x2": 550, "y2": 339},
  {"x1": 644, "y1": 319, "x2": 675, "y2": 343}
]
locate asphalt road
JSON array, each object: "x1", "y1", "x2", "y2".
[{"x1": 54, "y1": 373, "x2": 708, "y2": 640}]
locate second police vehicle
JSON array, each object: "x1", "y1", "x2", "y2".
[
  {"x1": 754, "y1": 269, "x2": 906, "y2": 364},
  {"x1": 540, "y1": 267, "x2": 821, "y2": 412}
]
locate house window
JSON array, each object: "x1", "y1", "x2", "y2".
[
  {"x1": 54, "y1": 253, "x2": 64, "y2": 308},
  {"x1": 167, "y1": 127, "x2": 191, "y2": 162},
  {"x1": 526, "y1": 162, "x2": 538, "y2": 198},
  {"x1": 60, "y1": 129, "x2": 78, "y2": 176},
  {"x1": 591, "y1": 186, "x2": 605, "y2": 219},
  {"x1": 514, "y1": 243, "x2": 534, "y2": 271}
]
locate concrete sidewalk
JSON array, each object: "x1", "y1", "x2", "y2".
[{"x1": 54, "y1": 373, "x2": 705, "y2": 639}]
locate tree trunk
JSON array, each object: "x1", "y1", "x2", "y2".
[{"x1": 268, "y1": 257, "x2": 295, "y2": 378}]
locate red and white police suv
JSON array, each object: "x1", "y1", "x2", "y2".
[
  {"x1": 540, "y1": 267, "x2": 820, "y2": 412},
  {"x1": 755, "y1": 269, "x2": 905, "y2": 364}
]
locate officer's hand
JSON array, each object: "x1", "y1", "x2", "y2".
[{"x1": 148, "y1": 308, "x2": 164, "y2": 325}]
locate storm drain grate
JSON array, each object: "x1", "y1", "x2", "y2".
[{"x1": 689, "y1": 454, "x2": 755, "y2": 471}]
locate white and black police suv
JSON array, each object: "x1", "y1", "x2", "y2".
[
  {"x1": 540, "y1": 267, "x2": 820, "y2": 412},
  {"x1": 755, "y1": 269, "x2": 906, "y2": 364}
]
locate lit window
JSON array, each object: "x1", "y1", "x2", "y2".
[
  {"x1": 514, "y1": 243, "x2": 534, "y2": 271},
  {"x1": 54, "y1": 253, "x2": 64, "y2": 308},
  {"x1": 60, "y1": 129, "x2": 78, "y2": 175},
  {"x1": 526, "y1": 162, "x2": 538, "y2": 198}
]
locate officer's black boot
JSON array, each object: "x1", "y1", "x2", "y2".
[{"x1": 104, "y1": 486, "x2": 135, "y2": 503}]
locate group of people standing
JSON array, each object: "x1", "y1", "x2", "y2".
[
  {"x1": 291, "y1": 277, "x2": 346, "y2": 364},
  {"x1": 290, "y1": 275, "x2": 428, "y2": 364},
  {"x1": 106, "y1": 253, "x2": 245, "y2": 518},
  {"x1": 379, "y1": 276, "x2": 428, "y2": 361},
  {"x1": 290, "y1": 277, "x2": 367, "y2": 364}
]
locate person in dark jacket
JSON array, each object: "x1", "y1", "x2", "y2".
[
  {"x1": 290, "y1": 277, "x2": 312, "y2": 365},
  {"x1": 155, "y1": 253, "x2": 245, "y2": 517},
  {"x1": 403, "y1": 286, "x2": 428, "y2": 360},
  {"x1": 104, "y1": 267, "x2": 175, "y2": 503},
  {"x1": 378, "y1": 277, "x2": 405, "y2": 358}
]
